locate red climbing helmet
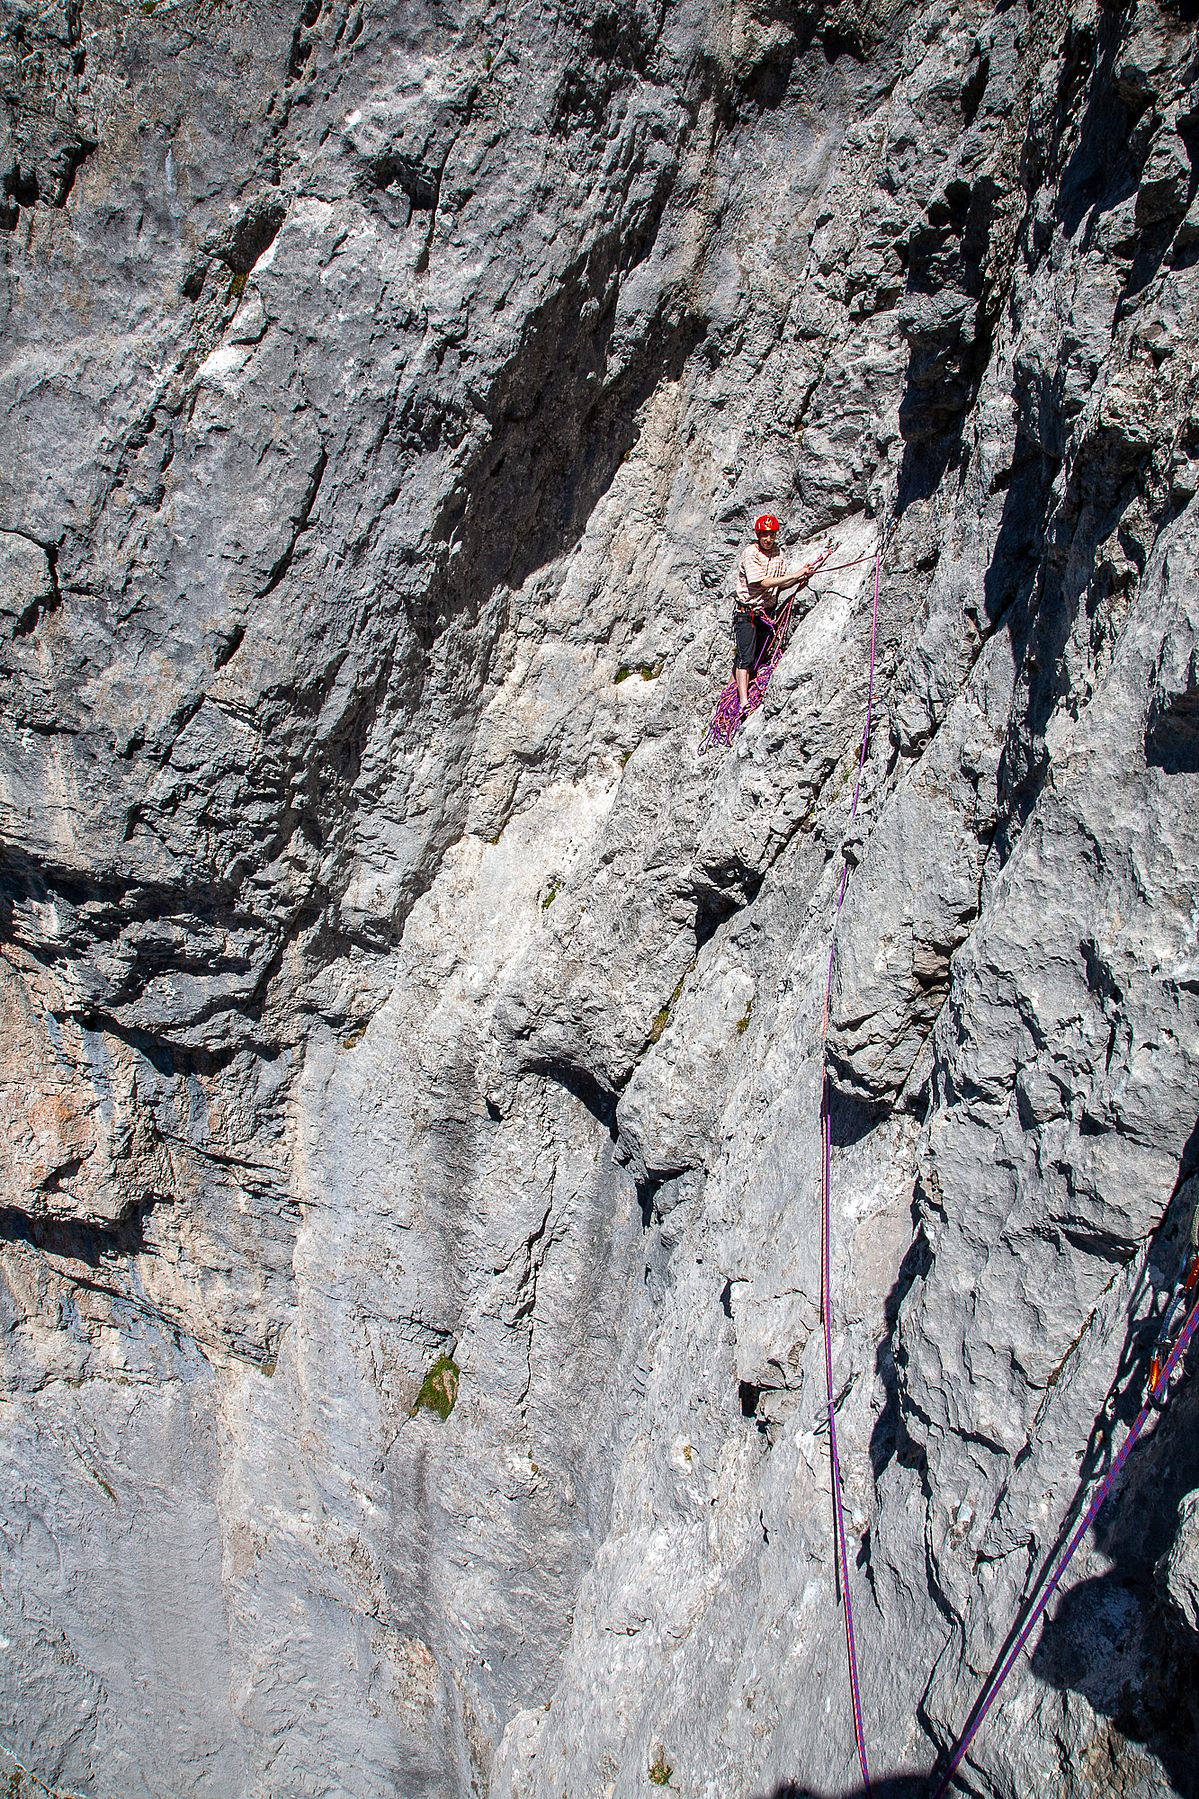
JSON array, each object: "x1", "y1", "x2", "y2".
[{"x1": 755, "y1": 514, "x2": 781, "y2": 534}]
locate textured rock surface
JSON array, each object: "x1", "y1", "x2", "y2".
[{"x1": 2, "y1": 0, "x2": 1199, "y2": 1795}]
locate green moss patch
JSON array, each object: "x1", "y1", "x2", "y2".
[
  {"x1": 411, "y1": 1355, "x2": 460, "y2": 1421},
  {"x1": 648, "y1": 1751, "x2": 673, "y2": 1786},
  {"x1": 649, "y1": 968, "x2": 690, "y2": 1046}
]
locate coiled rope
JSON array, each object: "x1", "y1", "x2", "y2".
[{"x1": 700, "y1": 545, "x2": 854, "y2": 752}]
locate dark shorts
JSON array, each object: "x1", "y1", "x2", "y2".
[{"x1": 733, "y1": 606, "x2": 770, "y2": 670}]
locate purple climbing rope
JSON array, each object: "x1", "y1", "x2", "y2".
[
  {"x1": 700, "y1": 545, "x2": 844, "y2": 751},
  {"x1": 701, "y1": 599, "x2": 794, "y2": 751},
  {"x1": 819, "y1": 551, "x2": 882, "y2": 1792},
  {"x1": 930, "y1": 1285, "x2": 1199, "y2": 1798},
  {"x1": 815, "y1": 553, "x2": 877, "y2": 577},
  {"x1": 805, "y1": 545, "x2": 1199, "y2": 1797}
]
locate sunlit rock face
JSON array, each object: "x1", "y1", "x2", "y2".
[{"x1": 2, "y1": 0, "x2": 1199, "y2": 1794}]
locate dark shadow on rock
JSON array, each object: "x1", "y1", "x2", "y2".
[
  {"x1": 526, "y1": 1057, "x2": 619, "y2": 1138},
  {"x1": 894, "y1": 0, "x2": 1169, "y2": 847},
  {"x1": 419, "y1": 196, "x2": 703, "y2": 655},
  {"x1": 1053, "y1": 10, "x2": 1145, "y2": 241},
  {"x1": 827, "y1": 1084, "x2": 889, "y2": 1150},
  {"x1": 636, "y1": 1169, "x2": 668, "y2": 1229},
  {"x1": 979, "y1": 363, "x2": 1149, "y2": 866},
  {"x1": 973, "y1": 405, "x2": 1063, "y2": 857},
  {"x1": 692, "y1": 868, "x2": 765, "y2": 951},
  {"x1": 949, "y1": 1127, "x2": 1199, "y2": 1795},
  {"x1": 893, "y1": 0, "x2": 1146, "y2": 509},
  {"x1": 0, "y1": 1196, "x2": 162, "y2": 1267},
  {"x1": 761, "y1": 1778, "x2": 930, "y2": 1798},
  {"x1": 1146, "y1": 683, "x2": 1199, "y2": 774},
  {"x1": 979, "y1": 415, "x2": 1060, "y2": 635},
  {"x1": 870, "y1": 1220, "x2": 933, "y2": 1479},
  {"x1": 894, "y1": 171, "x2": 1002, "y2": 505},
  {"x1": 1029, "y1": 1370, "x2": 1199, "y2": 1797}
]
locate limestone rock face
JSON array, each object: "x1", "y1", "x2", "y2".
[
  {"x1": 1165, "y1": 1488, "x2": 1199, "y2": 1633},
  {"x1": 3, "y1": 0, "x2": 1199, "y2": 1795}
]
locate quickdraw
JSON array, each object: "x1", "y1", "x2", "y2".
[{"x1": 1149, "y1": 1251, "x2": 1199, "y2": 1404}]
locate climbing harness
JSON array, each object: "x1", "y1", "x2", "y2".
[
  {"x1": 810, "y1": 540, "x2": 1199, "y2": 1794},
  {"x1": 700, "y1": 545, "x2": 851, "y2": 752},
  {"x1": 818, "y1": 550, "x2": 881, "y2": 1792},
  {"x1": 701, "y1": 598, "x2": 793, "y2": 750}
]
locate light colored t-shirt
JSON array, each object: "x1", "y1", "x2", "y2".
[{"x1": 735, "y1": 543, "x2": 787, "y2": 607}]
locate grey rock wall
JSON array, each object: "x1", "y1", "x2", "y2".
[{"x1": 2, "y1": 0, "x2": 1198, "y2": 1795}]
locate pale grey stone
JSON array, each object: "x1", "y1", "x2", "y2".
[
  {"x1": 3, "y1": 0, "x2": 1199, "y2": 1795},
  {"x1": 1165, "y1": 1489, "x2": 1199, "y2": 1634}
]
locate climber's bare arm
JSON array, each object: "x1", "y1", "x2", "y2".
[{"x1": 758, "y1": 556, "x2": 824, "y2": 593}]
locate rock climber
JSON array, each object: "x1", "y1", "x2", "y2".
[{"x1": 732, "y1": 514, "x2": 825, "y2": 712}]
